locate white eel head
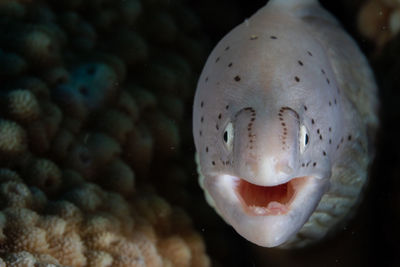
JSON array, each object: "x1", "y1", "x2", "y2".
[{"x1": 194, "y1": 104, "x2": 332, "y2": 247}]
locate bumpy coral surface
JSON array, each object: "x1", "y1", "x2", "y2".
[{"x1": 0, "y1": 0, "x2": 211, "y2": 266}]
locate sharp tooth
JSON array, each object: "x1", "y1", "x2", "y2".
[
  {"x1": 267, "y1": 201, "x2": 289, "y2": 214},
  {"x1": 249, "y1": 205, "x2": 269, "y2": 215}
]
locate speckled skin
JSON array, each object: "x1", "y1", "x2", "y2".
[{"x1": 193, "y1": 0, "x2": 378, "y2": 248}]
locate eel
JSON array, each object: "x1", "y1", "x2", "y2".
[{"x1": 192, "y1": 0, "x2": 378, "y2": 248}]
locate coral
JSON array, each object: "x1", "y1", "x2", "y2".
[
  {"x1": 0, "y1": 180, "x2": 32, "y2": 209},
  {"x1": 145, "y1": 110, "x2": 180, "y2": 158},
  {"x1": 52, "y1": 63, "x2": 118, "y2": 119},
  {"x1": 93, "y1": 108, "x2": 134, "y2": 144},
  {"x1": 0, "y1": 49, "x2": 27, "y2": 77},
  {"x1": 14, "y1": 76, "x2": 50, "y2": 99},
  {"x1": 5, "y1": 89, "x2": 41, "y2": 122},
  {"x1": 0, "y1": 0, "x2": 211, "y2": 266},
  {"x1": 0, "y1": 120, "x2": 27, "y2": 159},
  {"x1": 158, "y1": 236, "x2": 192, "y2": 267},
  {"x1": 358, "y1": 0, "x2": 400, "y2": 48},
  {"x1": 124, "y1": 124, "x2": 154, "y2": 177},
  {"x1": 25, "y1": 158, "x2": 62, "y2": 195},
  {"x1": 97, "y1": 159, "x2": 135, "y2": 196}
]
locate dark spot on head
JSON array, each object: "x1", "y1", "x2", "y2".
[
  {"x1": 201, "y1": 101, "x2": 204, "y2": 108},
  {"x1": 270, "y1": 35, "x2": 277, "y2": 39},
  {"x1": 228, "y1": 62, "x2": 233, "y2": 67},
  {"x1": 321, "y1": 69, "x2": 325, "y2": 74},
  {"x1": 334, "y1": 99, "x2": 337, "y2": 104},
  {"x1": 218, "y1": 114, "x2": 222, "y2": 119},
  {"x1": 313, "y1": 162, "x2": 317, "y2": 167},
  {"x1": 307, "y1": 51, "x2": 313, "y2": 56},
  {"x1": 348, "y1": 135, "x2": 352, "y2": 141},
  {"x1": 215, "y1": 57, "x2": 220, "y2": 63},
  {"x1": 329, "y1": 139, "x2": 332, "y2": 144},
  {"x1": 317, "y1": 129, "x2": 320, "y2": 134},
  {"x1": 298, "y1": 60, "x2": 303, "y2": 66},
  {"x1": 199, "y1": 130, "x2": 202, "y2": 136},
  {"x1": 212, "y1": 161, "x2": 215, "y2": 166},
  {"x1": 311, "y1": 119, "x2": 315, "y2": 124},
  {"x1": 225, "y1": 105, "x2": 229, "y2": 110},
  {"x1": 200, "y1": 117, "x2": 204, "y2": 123},
  {"x1": 282, "y1": 122, "x2": 286, "y2": 126},
  {"x1": 206, "y1": 147, "x2": 209, "y2": 152},
  {"x1": 225, "y1": 46, "x2": 230, "y2": 51},
  {"x1": 205, "y1": 77, "x2": 208, "y2": 82},
  {"x1": 216, "y1": 124, "x2": 219, "y2": 130},
  {"x1": 329, "y1": 127, "x2": 332, "y2": 132},
  {"x1": 295, "y1": 76, "x2": 300, "y2": 82},
  {"x1": 323, "y1": 151, "x2": 326, "y2": 156},
  {"x1": 326, "y1": 78, "x2": 330, "y2": 84},
  {"x1": 304, "y1": 105, "x2": 307, "y2": 111},
  {"x1": 341, "y1": 137, "x2": 344, "y2": 143},
  {"x1": 234, "y1": 75, "x2": 241, "y2": 82},
  {"x1": 319, "y1": 135, "x2": 323, "y2": 140},
  {"x1": 302, "y1": 163, "x2": 305, "y2": 167}
]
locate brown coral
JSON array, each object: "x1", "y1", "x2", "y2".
[
  {"x1": 6, "y1": 89, "x2": 41, "y2": 122},
  {"x1": 0, "y1": 119, "x2": 27, "y2": 159},
  {"x1": 158, "y1": 236, "x2": 192, "y2": 267},
  {"x1": 0, "y1": 0, "x2": 211, "y2": 266},
  {"x1": 25, "y1": 158, "x2": 62, "y2": 195}
]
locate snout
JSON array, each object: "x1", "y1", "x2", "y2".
[{"x1": 233, "y1": 106, "x2": 300, "y2": 186}]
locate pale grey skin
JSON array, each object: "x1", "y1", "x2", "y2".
[{"x1": 193, "y1": 0, "x2": 378, "y2": 248}]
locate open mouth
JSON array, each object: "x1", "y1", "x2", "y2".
[{"x1": 235, "y1": 177, "x2": 308, "y2": 216}]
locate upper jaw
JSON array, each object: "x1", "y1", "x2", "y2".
[{"x1": 204, "y1": 173, "x2": 329, "y2": 247}]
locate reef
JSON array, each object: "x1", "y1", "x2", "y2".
[{"x1": 0, "y1": 0, "x2": 211, "y2": 266}]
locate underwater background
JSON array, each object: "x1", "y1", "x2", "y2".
[{"x1": 0, "y1": 0, "x2": 398, "y2": 266}]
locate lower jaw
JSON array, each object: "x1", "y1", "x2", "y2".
[{"x1": 235, "y1": 177, "x2": 309, "y2": 216}]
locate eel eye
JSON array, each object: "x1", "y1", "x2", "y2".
[
  {"x1": 223, "y1": 122, "x2": 234, "y2": 151},
  {"x1": 300, "y1": 124, "x2": 309, "y2": 154}
]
